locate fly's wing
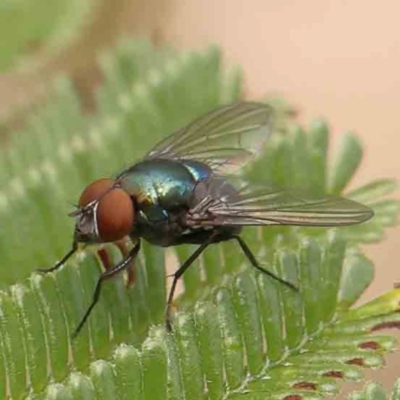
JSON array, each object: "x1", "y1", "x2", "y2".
[
  {"x1": 188, "y1": 178, "x2": 374, "y2": 227},
  {"x1": 145, "y1": 102, "x2": 272, "y2": 174}
]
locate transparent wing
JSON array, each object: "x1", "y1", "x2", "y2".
[
  {"x1": 188, "y1": 179, "x2": 374, "y2": 227},
  {"x1": 145, "y1": 102, "x2": 272, "y2": 174}
]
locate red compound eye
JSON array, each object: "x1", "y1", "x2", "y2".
[
  {"x1": 78, "y1": 178, "x2": 135, "y2": 242},
  {"x1": 97, "y1": 186, "x2": 134, "y2": 242},
  {"x1": 78, "y1": 178, "x2": 114, "y2": 207}
]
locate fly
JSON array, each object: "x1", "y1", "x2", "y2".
[{"x1": 38, "y1": 102, "x2": 374, "y2": 337}]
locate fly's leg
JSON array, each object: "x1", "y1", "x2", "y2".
[
  {"x1": 232, "y1": 235, "x2": 298, "y2": 291},
  {"x1": 72, "y1": 240, "x2": 141, "y2": 339},
  {"x1": 37, "y1": 242, "x2": 78, "y2": 273},
  {"x1": 166, "y1": 232, "x2": 217, "y2": 331},
  {"x1": 97, "y1": 237, "x2": 136, "y2": 288},
  {"x1": 97, "y1": 248, "x2": 112, "y2": 270},
  {"x1": 115, "y1": 238, "x2": 136, "y2": 288}
]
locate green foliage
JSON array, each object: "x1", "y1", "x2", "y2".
[
  {"x1": 0, "y1": 39, "x2": 399, "y2": 399},
  {"x1": 0, "y1": 0, "x2": 95, "y2": 71}
]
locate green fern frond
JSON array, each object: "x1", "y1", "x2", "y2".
[
  {"x1": 4, "y1": 232, "x2": 399, "y2": 399},
  {"x1": 0, "y1": 40, "x2": 399, "y2": 399}
]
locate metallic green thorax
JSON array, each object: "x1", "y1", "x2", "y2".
[{"x1": 118, "y1": 159, "x2": 213, "y2": 246}]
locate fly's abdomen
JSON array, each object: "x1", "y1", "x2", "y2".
[{"x1": 181, "y1": 160, "x2": 213, "y2": 182}]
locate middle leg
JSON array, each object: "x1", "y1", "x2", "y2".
[
  {"x1": 231, "y1": 235, "x2": 298, "y2": 291},
  {"x1": 166, "y1": 232, "x2": 217, "y2": 331}
]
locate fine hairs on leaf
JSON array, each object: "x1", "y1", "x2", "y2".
[{"x1": 0, "y1": 39, "x2": 399, "y2": 400}]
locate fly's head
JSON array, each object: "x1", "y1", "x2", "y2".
[{"x1": 71, "y1": 178, "x2": 135, "y2": 244}]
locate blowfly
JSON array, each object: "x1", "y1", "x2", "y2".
[{"x1": 39, "y1": 102, "x2": 374, "y2": 337}]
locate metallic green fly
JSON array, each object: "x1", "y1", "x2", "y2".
[{"x1": 39, "y1": 102, "x2": 373, "y2": 337}]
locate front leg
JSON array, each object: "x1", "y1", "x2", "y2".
[
  {"x1": 97, "y1": 237, "x2": 137, "y2": 288},
  {"x1": 72, "y1": 240, "x2": 141, "y2": 339},
  {"x1": 37, "y1": 241, "x2": 78, "y2": 273},
  {"x1": 114, "y1": 237, "x2": 137, "y2": 288}
]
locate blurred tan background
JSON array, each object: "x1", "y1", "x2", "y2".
[
  {"x1": 160, "y1": 0, "x2": 400, "y2": 301},
  {"x1": 1, "y1": 0, "x2": 399, "y2": 395}
]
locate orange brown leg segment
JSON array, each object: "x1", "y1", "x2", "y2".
[
  {"x1": 97, "y1": 237, "x2": 136, "y2": 288},
  {"x1": 114, "y1": 238, "x2": 136, "y2": 288}
]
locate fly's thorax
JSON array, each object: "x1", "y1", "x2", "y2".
[
  {"x1": 114, "y1": 159, "x2": 215, "y2": 245},
  {"x1": 118, "y1": 159, "x2": 204, "y2": 220},
  {"x1": 72, "y1": 178, "x2": 135, "y2": 243}
]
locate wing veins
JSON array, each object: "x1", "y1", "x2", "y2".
[{"x1": 144, "y1": 102, "x2": 272, "y2": 174}]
